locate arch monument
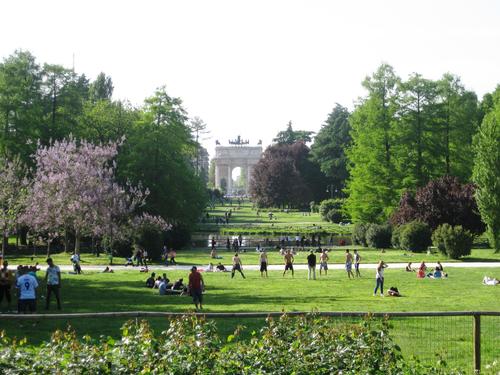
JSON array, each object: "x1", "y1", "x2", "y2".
[{"x1": 213, "y1": 136, "x2": 262, "y2": 195}]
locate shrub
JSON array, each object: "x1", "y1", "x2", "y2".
[
  {"x1": 399, "y1": 221, "x2": 432, "y2": 252},
  {"x1": 432, "y1": 224, "x2": 474, "y2": 259},
  {"x1": 325, "y1": 208, "x2": 343, "y2": 223},
  {"x1": 0, "y1": 314, "x2": 455, "y2": 374},
  {"x1": 352, "y1": 223, "x2": 369, "y2": 246},
  {"x1": 319, "y1": 199, "x2": 342, "y2": 220},
  {"x1": 391, "y1": 225, "x2": 403, "y2": 248},
  {"x1": 366, "y1": 224, "x2": 392, "y2": 248},
  {"x1": 391, "y1": 176, "x2": 485, "y2": 235}
]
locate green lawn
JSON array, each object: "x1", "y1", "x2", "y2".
[{"x1": 5, "y1": 246, "x2": 499, "y2": 268}]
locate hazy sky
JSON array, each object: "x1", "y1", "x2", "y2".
[{"x1": 1, "y1": 0, "x2": 499, "y2": 156}]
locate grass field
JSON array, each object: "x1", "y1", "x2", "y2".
[
  {"x1": 2, "y1": 200, "x2": 499, "y2": 372},
  {"x1": 5, "y1": 246, "x2": 500, "y2": 268}
]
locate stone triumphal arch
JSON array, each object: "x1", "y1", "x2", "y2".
[{"x1": 213, "y1": 136, "x2": 262, "y2": 195}]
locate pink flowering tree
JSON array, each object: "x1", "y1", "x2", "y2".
[
  {"x1": 0, "y1": 157, "x2": 30, "y2": 255},
  {"x1": 24, "y1": 137, "x2": 169, "y2": 255}
]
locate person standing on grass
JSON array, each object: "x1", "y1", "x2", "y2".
[
  {"x1": 260, "y1": 250, "x2": 268, "y2": 278},
  {"x1": 16, "y1": 267, "x2": 39, "y2": 314},
  {"x1": 345, "y1": 250, "x2": 354, "y2": 279},
  {"x1": 319, "y1": 249, "x2": 329, "y2": 276},
  {"x1": 0, "y1": 261, "x2": 13, "y2": 312},
  {"x1": 45, "y1": 258, "x2": 61, "y2": 310},
  {"x1": 373, "y1": 260, "x2": 388, "y2": 297},
  {"x1": 283, "y1": 249, "x2": 294, "y2": 277},
  {"x1": 188, "y1": 266, "x2": 204, "y2": 310},
  {"x1": 354, "y1": 249, "x2": 361, "y2": 277},
  {"x1": 307, "y1": 250, "x2": 317, "y2": 280},
  {"x1": 231, "y1": 253, "x2": 246, "y2": 279}
]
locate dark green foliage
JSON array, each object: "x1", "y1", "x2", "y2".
[
  {"x1": 310, "y1": 104, "x2": 351, "y2": 193},
  {"x1": 0, "y1": 314, "x2": 454, "y2": 374},
  {"x1": 352, "y1": 223, "x2": 369, "y2": 246},
  {"x1": 399, "y1": 221, "x2": 432, "y2": 252},
  {"x1": 473, "y1": 86, "x2": 500, "y2": 252},
  {"x1": 273, "y1": 120, "x2": 314, "y2": 144},
  {"x1": 391, "y1": 225, "x2": 403, "y2": 249},
  {"x1": 325, "y1": 209, "x2": 343, "y2": 223},
  {"x1": 366, "y1": 224, "x2": 392, "y2": 248},
  {"x1": 432, "y1": 224, "x2": 474, "y2": 259},
  {"x1": 319, "y1": 199, "x2": 343, "y2": 223}
]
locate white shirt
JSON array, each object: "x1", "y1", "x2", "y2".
[
  {"x1": 46, "y1": 265, "x2": 60, "y2": 285},
  {"x1": 376, "y1": 267, "x2": 385, "y2": 279},
  {"x1": 16, "y1": 274, "x2": 39, "y2": 300}
]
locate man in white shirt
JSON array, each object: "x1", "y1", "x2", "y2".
[
  {"x1": 16, "y1": 267, "x2": 39, "y2": 313},
  {"x1": 45, "y1": 258, "x2": 61, "y2": 310}
]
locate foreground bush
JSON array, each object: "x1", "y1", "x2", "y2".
[
  {"x1": 399, "y1": 221, "x2": 432, "y2": 252},
  {"x1": 0, "y1": 314, "x2": 460, "y2": 374},
  {"x1": 432, "y1": 224, "x2": 474, "y2": 259}
]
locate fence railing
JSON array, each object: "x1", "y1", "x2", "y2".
[{"x1": 1, "y1": 311, "x2": 498, "y2": 374}]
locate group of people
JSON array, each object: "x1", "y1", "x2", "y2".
[
  {"x1": 406, "y1": 261, "x2": 448, "y2": 279},
  {"x1": 0, "y1": 258, "x2": 61, "y2": 313}
]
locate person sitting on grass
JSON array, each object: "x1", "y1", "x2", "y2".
[
  {"x1": 216, "y1": 263, "x2": 228, "y2": 272},
  {"x1": 417, "y1": 262, "x2": 426, "y2": 278},
  {"x1": 172, "y1": 278, "x2": 188, "y2": 294},
  {"x1": 146, "y1": 272, "x2": 156, "y2": 288},
  {"x1": 405, "y1": 262, "x2": 414, "y2": 272},
  {"x1": 102, "y1": 266, "x2": 114, "y2": 273},
  {"x1": 387, "y1": 287, "x2": 401, "y2": 297},
  {"x1": 154, "y1": 276, "x2": 163, "y2": 289}
]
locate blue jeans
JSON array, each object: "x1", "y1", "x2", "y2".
[{"x1": 374, "y1": 277, "x2": 384, "y2": 294}]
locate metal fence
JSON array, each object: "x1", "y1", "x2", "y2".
[{"x1": 1, "y1": 311, "x2": 499, "y2": 374}]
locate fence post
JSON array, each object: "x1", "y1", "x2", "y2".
[{"x1": 473, "y1": 313, "x2": 481, "y2": 374}]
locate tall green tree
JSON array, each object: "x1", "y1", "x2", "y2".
[
  {"x1": 345, "y1": 64, "x2": 400, "y2": 222},
  {"x1": 310, "y1": 104, "x2": 351, "y2": 194},
  {"x1": 395, "y1": 74, "x2": 440, "y2": 188},
  {"x1": 41, "y1": 64, "x2": 89, "y2": 143},
  {"x1": 0, "y1": 50, "x2": 43, "y2": 164},
  {"x1": 118, "y1": 87, "x2": 206, "y2": 229},
  {"x1": 436, "y1": 74, "x2": 479, "y2": 181},
  {"x1": 89, "y1": 72, "x2": 113, "y2": 102},
  {"x1": 273, "y1": 121, "x2": 314, "y2": 144},
  {"x1": 473, "y1": 87, "x2": 500, "y2": 252}
]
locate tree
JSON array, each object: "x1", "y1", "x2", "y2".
[
  {"x1": 117, "y1": 87, "x2": 207, "y2": 231},
  {"x1": 189, "y1": 116, "x2": 209, "y2": 176},
  {"x1": 390, "y1": 176, "x2": 485, "y2": 235},
  {"x1": 473, "y1": 87, "x2": 500, "y2": 251},
  {"x1": 89, "y1": 72, "x2": 113, "y2": 102},
  {"x1": 24, "y1": 138, "x2": 151, "y2": 255},
  {"x1": 273, "y1": 121, "x2": 314, "y2": 144},
  {"x1": 0, "y1": 157, "x2": 29, "y2": 254},
  {"x1": 345, "y1": 64, "x2": 400, "y2": 222},
  {"x1": 435, "y1": 74, "x2": 479, "y2": 181},
  {"x1": 0, "y1": 50, "x2": 43, "y2": 165},
  {"x1": 310, "y1": 104, "x2": 351, "y2": 194},
  {"x1": 249, "y1": 142, "x2": 323, "y2": 207},
  {"x1": 396, "y1": 74, "x2": 440, "y2": 188},
  {"x1": 41, "y1": 64, "x2": 89, "y2": 143}
]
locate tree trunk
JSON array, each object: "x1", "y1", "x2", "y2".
[
  {"x1": 64, "y1": 228, "x2": 69, "y2": 253},
  {"x1": 20, "y1": 226, "x2": 28, "y2": 245},
  {"x1": 47, "y1": 240, "x2": 51, "y2": 257},
  {"x1": 75, "y1": 229, "x2": 81, "y2": 254}
]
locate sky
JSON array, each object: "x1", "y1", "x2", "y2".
[{"x1": 1, "y1": 0, "x2": 500, "y2": 157}]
